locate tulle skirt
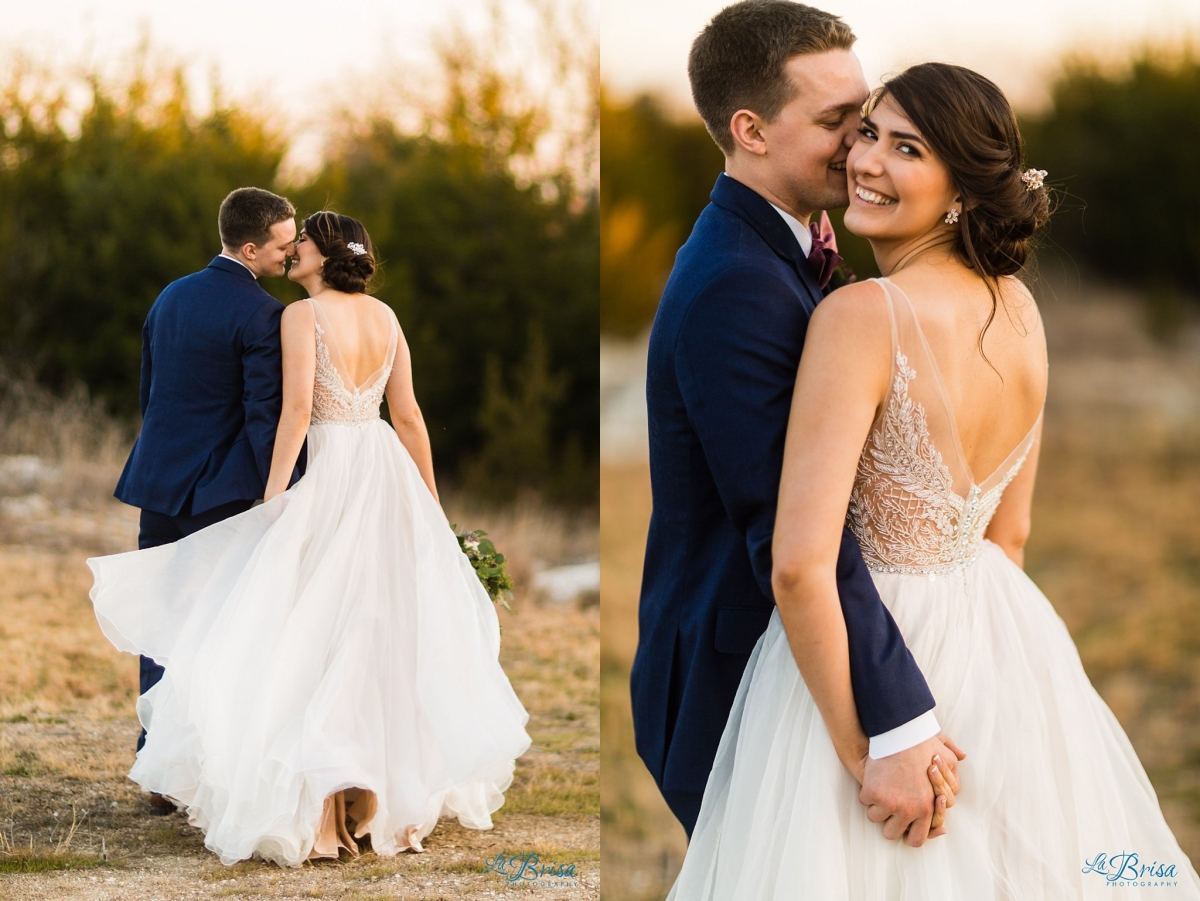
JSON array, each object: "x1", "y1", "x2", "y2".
[
  {"x1": 667, "y1": 541, "x2": 1200, "y2": 899},
  {"x1": 89, "y1": 420, "x2": 532, "y2": 866}
]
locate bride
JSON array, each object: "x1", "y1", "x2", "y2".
[
  {"x1": 88, "y1": 211, "x2": 531, "y2": 866},
  {"x1": 667, "y1": 63, "x2": 1200, "y2": 898}
]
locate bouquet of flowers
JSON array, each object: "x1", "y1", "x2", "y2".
[{"x1": 452, "y1": 524, "x2": 514, "y2": 610}]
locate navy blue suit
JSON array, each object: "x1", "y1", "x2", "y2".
[
  {"x1": 116, "y1": 255, "x2": 297, "y2": 518},
  {"x1": 630, "y1": 175, "x2": 935, "y2": 835},
  {"x1": 115, "y1": 255, "x2": 302, "y2": 751}
]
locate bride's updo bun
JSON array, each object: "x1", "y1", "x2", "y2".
[
  {"x1": 869, "y1": 63, "x2": 1051, "y2": 280},
  {"x1": 303, "y1": 210, "x2": 377, "y2": 294}
]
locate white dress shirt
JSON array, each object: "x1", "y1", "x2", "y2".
[
  {"x1": 768, "y1": 202, "x2": 814, "y2": 257},
  {"x1": 768, "y1": 202, "x2": 942, "y2": 760}
]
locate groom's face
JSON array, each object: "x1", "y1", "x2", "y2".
[
  {"x1": 760, "y1": 50, "x2": 869, "y2": 216},
  {"x1": 249, "y1": 218, "x2": 298, "y2": 278}
]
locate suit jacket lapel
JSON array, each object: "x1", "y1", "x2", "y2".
[{"x1": 709, "y1": 174, "x2": 824, "y2": 311}]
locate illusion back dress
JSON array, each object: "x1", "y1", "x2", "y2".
[
  {"x1": 666, "y1": 278, "x2": 1200, "y2": 899},
  {"x1": 89, "y1": 298, "x2": 531, "y2": 866}
]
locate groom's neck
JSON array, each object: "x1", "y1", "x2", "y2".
[
  {"x1": 220, "y1": 250, "x2": 259, "y2": 279},
  {"x1": 723, "y1": 162, "x2": 813, "y2": 226}
]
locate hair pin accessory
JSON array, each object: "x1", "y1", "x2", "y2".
[
  {"x1": 1021, "y1": 168, "x2": 1047, "y2": 192},
  {"x1": 347, "y1": 242, "x2": 367, "y2": 256}
]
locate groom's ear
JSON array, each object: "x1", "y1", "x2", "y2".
[
  {"x1": 240, "y1": 241, "x2": 260, "y2": 261},
  {"x1": 729, "y1": 110, "x2": 769, "y2": 157}
]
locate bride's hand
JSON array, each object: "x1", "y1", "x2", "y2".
[
  {"x1": 926, "y1": 760, "x2": 954, "y2": 837},
  {"x1": 926, "y1": 735, "x2": 966, "y2": 838}
]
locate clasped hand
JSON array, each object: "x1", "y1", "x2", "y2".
[{"x1": 853, "y1": 734, "x2": 966, "y2": 848}]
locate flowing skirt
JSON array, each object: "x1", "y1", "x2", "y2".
[
  {"x1": 667, "y1": 541, "x2": 1200, "y2": 899},
  {"x1": 89, "y1": 421, "x2": 532, "y2": 866}
]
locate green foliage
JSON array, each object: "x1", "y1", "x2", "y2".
[
  {"x1": 0, "y1": 852, "x2": 107, "y2": 873},
  {"x1": 0, "y1": 58, "x2": 286, "y2": 406},
  {"x1": 451, "y1": 524, "x2": 515, "y2": 607},
  {"x1": 464, "y1": 323, "x2": 567, "y2": 501},
  {"x1": 600, "y1": 91, "x2": 722, "y2": 336},
  {"x1": 1022, "y1": 49, "x2": 1200, "y2": 300}
]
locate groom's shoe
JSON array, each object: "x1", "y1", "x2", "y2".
[{"x1": 147, "y1": 792, "x2": 174, "y2": 816}]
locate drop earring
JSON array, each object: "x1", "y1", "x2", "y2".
[{"x1": 945, "y1": 208, "x2": 959, "y2": 225}]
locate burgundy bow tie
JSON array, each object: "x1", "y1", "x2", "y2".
[{"x1": 806, "y1": 210, "x2": 842, "y2": 290}]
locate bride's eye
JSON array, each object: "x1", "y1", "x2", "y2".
[
  {"x1": 898, "y1": 143, "x2": 922, "y2": 158},
  {"x1": 857, "y1": 125, "x2": 876, "y2": 140}
]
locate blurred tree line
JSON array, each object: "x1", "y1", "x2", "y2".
[
  {"x1": 1022, "y1": 48, "x2": 1200, "y2": 335},
  {"x1": 0, "y1": 3, "x2": 598, "y2": 506},
  {"x1": 602, "y1": 46, "x2": 1200, "y2": 337}
]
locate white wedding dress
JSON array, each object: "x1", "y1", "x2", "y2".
[
  {"x1": 667, "y1": 279, "x2": 1200, "y2": 899},
  {"x1": 88, "y1": 299, "x2": 531, "y2": 866}
]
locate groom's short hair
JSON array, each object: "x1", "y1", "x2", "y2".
[
  {"x1": 218, "y1": 188, "x2": 296, "y2": 250},
  {"x1": 689, "y1": 1, "x2": 855, "y2": 155}
]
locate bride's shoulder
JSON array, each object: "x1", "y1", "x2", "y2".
[
  {"x1": 806, "y1": 280, "x2": 894, "y2": 379},
  {"x1": 810, "y1": 279, "x2": 892, "y2": 339},
  {"x1": 281, "y1": 297, "x2": 316, "y2": 323}
]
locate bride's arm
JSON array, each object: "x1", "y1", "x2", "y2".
[
  {"x1": 383, "y1": 326, "x2": 439, "y2": 503},
  {"x1": 263, "y1": 302, "x2": 316, "y2": 502},
  {"x1": 771, "y1": 282, "x2": 892, "y2": 777},
  {"x1": 984, "y1": 419, "x2": 1043, "y2": 567}
]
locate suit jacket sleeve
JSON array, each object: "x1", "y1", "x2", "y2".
[
  {"x1": 241, "y1": 300, "x2": 285, "y2": 486},
  {"x1": 675, "y1": 266, "x2": 936, "y2": 736},
  {"x1": 138, "y1": 315, "x2": 153, "y2": 418}
]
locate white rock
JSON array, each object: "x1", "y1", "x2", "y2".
[
  {"x1": 532, "y1": 561, "x2": 600, "y2": 604},
  {"x1": 0, "y1": 455, "x2": 57, "y2": 492},
  {"x1": 0, "y1": 493, "x2": 49, "y2": 518}
]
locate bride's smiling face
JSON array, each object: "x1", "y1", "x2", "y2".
[
  {"x1": 287, "y1": 230, "x2": 325, "y2": 284},
  {"x1": 843, "y1": 95, "x2": 959, "y2": 243}
]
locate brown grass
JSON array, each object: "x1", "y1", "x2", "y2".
[{"x1": 600, "y1": 276, "x2": 1200, "y2": 899}]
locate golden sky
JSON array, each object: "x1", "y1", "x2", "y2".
[{"x1": 603, "y1": 0, "x2": 1200, "y2": 113}]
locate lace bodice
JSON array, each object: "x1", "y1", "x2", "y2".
[
  {"x1": 306, "y1": 299, "x2": 398, "y2": 426},
  {"x1": 847, "y1": 279, "x2": 1041, "y2": 575}
]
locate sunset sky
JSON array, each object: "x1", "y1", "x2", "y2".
[
  {"x1": 3, "y1": 0, "x2": 596, "y2": 172},
  {"x1": 603, "y1": 0, "x2": 1200, "y2": 113},
  {"x1": 4, "y1": 0, "x2": 516, "y2": 112}
]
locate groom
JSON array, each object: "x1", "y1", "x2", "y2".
[
  {"x1": 631, "y1": 1, "x2": 962, "y2": 845},
  {"x1": 114, "y1": 187, "x2": 303, "y2": 810}
]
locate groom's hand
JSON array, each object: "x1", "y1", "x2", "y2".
[{"x1": 860, "y1": 734, "x2": 965, "y2": 848}]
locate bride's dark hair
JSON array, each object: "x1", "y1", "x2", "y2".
[
  {"x1": 868, "y1": 63, "x2": 1051, "y2": 341},
  {"x1": 302, "y1": 210, "x2": 376, "y2": 294}
]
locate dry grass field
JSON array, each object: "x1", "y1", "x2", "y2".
[
  {"x1": 600, "y1": 274, "x2": 1200, "y2": 900},
  {"x1": 0, "y1": 397, "x2": 599, "y2": 900}
]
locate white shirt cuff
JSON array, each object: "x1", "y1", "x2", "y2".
[{"x1": 868, "y1": 710, "x2": 941, "y2": 760}]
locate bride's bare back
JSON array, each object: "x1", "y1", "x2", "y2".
[
  {"x1": 772, "y1": 268, "x2": 1048, "y2": 580},
  {"x1": 882, "y1": 270, "x2": 1046, "y2": 483},
  {"x1": 305, "y1": 291, "x2": 397, "y2": 388}
]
